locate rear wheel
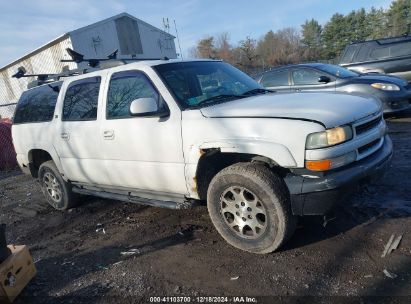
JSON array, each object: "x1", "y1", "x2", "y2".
[
  {"x1": 207, "y1": 163, "x2": 297, "y2": 254},
  {"x1": 38, "y1": 161, "x2": 78, "y2": 210}
]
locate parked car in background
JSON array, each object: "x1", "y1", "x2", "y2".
[
  {"x1": 339, "y1": 35, "x2": 411, "y2": 82},
  {"x1": 255, "y1": 63, "x2": 411, "y2": 114}
]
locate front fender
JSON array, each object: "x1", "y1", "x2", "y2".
[{"x1": 184, "y1": 139, "x2": 297, "y2": 199}]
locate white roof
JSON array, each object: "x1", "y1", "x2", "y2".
[{"x1": 0, "y1": 12, "x2": 175, "y2": 71}]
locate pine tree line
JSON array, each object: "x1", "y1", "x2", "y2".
[{"x1": 191, "y1": 0, "x2": 411, "y2": 73}]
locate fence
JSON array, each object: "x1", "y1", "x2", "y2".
[
  {"x1": 0, "y1": 103, "x2": 16, "y2": 120},
  {"x1": 0, "y1": 120, "x2": 16, "y2": 170}
]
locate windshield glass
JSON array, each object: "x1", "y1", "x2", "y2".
[
  {"x1": 154, "y1": 61, "x2": 262, "y2": 108},
  {"x1": 316, "y1": 64, "x2": 359, "y2": 78}
]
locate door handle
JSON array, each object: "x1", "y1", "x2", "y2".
[
  {"x1": 61, "y1": 133, "x2": 69, "y2": 140},
  {"x1": 294, "y1": 88, "x2": 301, "y2": 92},
  {"x1": 103, "y1": 130, "x2": 115, "y2": 140}
]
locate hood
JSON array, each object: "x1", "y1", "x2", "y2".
[
  {"x1": 357, "y1": 74, "x2": 408, "y2": 87},
  {"x1": 200, "y1": 92, "x2": 381, "y2": 128}
]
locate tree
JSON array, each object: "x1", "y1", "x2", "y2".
[
  {"x1": 195, "y1": 37, "x2": 217, "y2": 59},
  {"x1": 238, "y1": 36, "x2": 259, "y2": 72},
  {"x1": 215, "y1": 32, "x2": 233, "y2": 63},
  {"x1": 322, "y1": 13, "x2": 347, "y2": 59},
  {"x1": 301, "y1": 19, "x2": 322, "y2": 61},
  {"x1": 387, "y1": 0, "x2": 411, "y2": 36},
  {"x1": 367, "y1": 7, "x2": 388, "y2": 39}
]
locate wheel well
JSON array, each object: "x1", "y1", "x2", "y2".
[
  {"x1": 28, "y1": 149, "x2": 52, "y2": 178},
  {"x1": 195, "y1": 149, "x2": 289, "y2": 200}
]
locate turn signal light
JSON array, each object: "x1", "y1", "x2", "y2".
[{"x1": 305, "y1": 159, "x2": 332, "y2": 171}]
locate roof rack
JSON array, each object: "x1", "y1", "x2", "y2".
[{"x1": 12, "y1": 48, "x2": 170, "y2": 88}]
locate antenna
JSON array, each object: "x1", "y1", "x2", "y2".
[
  {"x1": 174, "y1": 19, "x2": 183, "y2": 60},
  {"x1": 163, "y1": 17, "x2": 170, "y2": 34}
]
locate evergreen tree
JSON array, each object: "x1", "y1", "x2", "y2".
[{"x1": 387, "y1": 0, "x2": 411, "y2": 35}]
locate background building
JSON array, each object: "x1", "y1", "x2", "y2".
[{"x1": 0, "y1": 12, "x2": 177, "y2": 119}]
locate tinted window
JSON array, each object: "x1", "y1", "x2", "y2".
[
  {"x1": 13, "y1": 82, "x2": 62, "y2": 124},
  {"x1": 370, "y1": 42, "x2": 411, "y2": 60},
  {"x1": 62, "y1": 77, "x2": 100, "y2": 121},
  {"x1": 340, "y1": 45, "x2": 357, "y2": 64},
  {"x1": 154, "y1": 61, "x2": 261, "y2": 108},
  {"x1": 107, "y1": 71, "x2": 159, "y2": 119},
  {"x1": 370, "y1": 47, "x2": 390, "y2": 59},
  {"x1": 261, "y1": 70, "x2": 289, "y2": 87},
  {"x1": 292, "y1": 69, "x2": 323, "y2": 85},
  {"x1": 316, "y1": 64, "x2": 358, "y2": 78}
]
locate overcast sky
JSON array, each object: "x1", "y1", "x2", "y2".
[{"x1": 0, "y1": 0, "x2": 391, "y2": 67}]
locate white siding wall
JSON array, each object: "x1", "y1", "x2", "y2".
[{"x1": 0, "y1": 37, "x2": 77, "y2": 118}]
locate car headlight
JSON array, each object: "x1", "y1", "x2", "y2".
[
  {"x1": 306, "y1": 125, "x2": 353, "y2": 149},
  {"x1": 371, "y1": 83, "x2": 400, "y2": 91}
]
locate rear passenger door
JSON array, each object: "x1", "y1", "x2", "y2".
[
  {"x1": 98, "y1": 69, "x2": 187, "y2": 195},
  {"x1": 53, "y1": 76, "x2": 105, "y2": 184},
  {"x1": 259, "y1": 69, "x2": 290, "y2": 91},
  {"x1": 290, "y1": 68, "x2": 336, "y2": 92}
]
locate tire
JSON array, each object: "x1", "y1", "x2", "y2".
[
  {"x1": 207, "y1": 163, "x2": 297, "y2": 254},
  {"x1": 38, "y1": 160, "x2": 78, "y2": 210}
]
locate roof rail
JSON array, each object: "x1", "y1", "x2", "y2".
[
  {"x1": 61, "y1": 48, "x2": 168, "y2": 67},
  {"x1": 12, "y1": 48, "x2": 170, "y2": 88}
]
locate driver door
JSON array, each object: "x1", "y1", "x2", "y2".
[{"x1": 98, "y1": 69, "x2": 187, "y2": 195}]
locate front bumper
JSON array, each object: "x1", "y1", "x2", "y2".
[
  {"x1": 378, "y1": 90, "x2": 411, "y2": 114},
  {"x1": 285, "y1": 135, "x2": 393, "y2": 216}
]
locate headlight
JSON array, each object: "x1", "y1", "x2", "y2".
[
  {"x1": 371, "y1": 83, "x2": 400, "y2": 91},
  {"x1": 306, "y1": 125, "x2": 353, "y2": 149}
]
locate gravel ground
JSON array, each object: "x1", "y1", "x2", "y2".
[{"x1": 0, "y1": 115, "x2": 410, "y2": 303}]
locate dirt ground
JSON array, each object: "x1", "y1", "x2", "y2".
[{"x1": 1, "y1": 115, "x2": 411, "y2": 304}]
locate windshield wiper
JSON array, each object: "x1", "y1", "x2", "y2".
[
  {"x1": 194, "y1": 94, "x2": 244, "y2": 107},
  {"x1": 241, "y1": 88, "x2": 274, "y2": 96}
]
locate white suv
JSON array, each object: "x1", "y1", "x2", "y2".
[{"x1": 12, "y1": 59, "x2": 392, "y2": 253}]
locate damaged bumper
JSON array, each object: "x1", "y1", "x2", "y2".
[{"x1": 285, "y1": 135, "x2": 393, "y2": 216}]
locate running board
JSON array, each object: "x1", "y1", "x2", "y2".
[{"x1": 72, "y1": 187, "x2": 196, "y2": 209}]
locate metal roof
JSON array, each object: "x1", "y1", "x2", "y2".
[{"x1": 0, "y1": 12, "x2": 175, "y2": 72}]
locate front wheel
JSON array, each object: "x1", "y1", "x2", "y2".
[
  {"x1": 207, "y1": 163, "x2": 297, "y2": 254},
  {"x1": 38, "y1": 161, "x2": 78, "y2": 210}
]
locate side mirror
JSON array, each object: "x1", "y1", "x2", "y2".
[
  {"x1": 129, "y1": 97, "x2": 168, "y2": 117},
  {"x1": 318, "y1": 76, "x2": 331, "y2": 83}
]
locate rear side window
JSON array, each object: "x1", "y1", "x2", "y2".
[
  {"x1": 370, "y1": 42, "x2": 411, "y2": 60},
  {"x1": 62, "y1": 77, "x2": 101, "y2": 121},
  {"x1": 340, "y1": 45, "x2": 358, "y2": 64},
  {"x1": 107, "y1": 71, "x2": 159, "y2": 119},
  {"x1": 13, "y1": 82, "x2": 62, "y2": 124},
  {"x1": 261, "y1": 70, "x2": 289, "y2": 87}
]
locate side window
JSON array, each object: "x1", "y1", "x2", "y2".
[
  {"x1": 389, "y1": 42, "x2": 411, "y2": 57},
  {"x1": 261, "y1": 70, "x2": 289, "y2": 87},
  {"x1": 340, "y1": 45, "x2": 357, "y2": 64},
  {"x1": 370, "y1": 47, "x2": 390, "y2": 60},
  {"x1": 107, "y1": 71, "x2": 160, "y2": 119},
  {"x1": 62, "y1": 77, "x2": 101, "y2": 121},
  {"x1": 13, "y1": 82, "x2": 62, "y2": 124},
  {"x1": 292, "y1": 69, "x2": 323, "y2": 85},
  {"x1": 370, "y1": 42, "x2": 411, "y2": 60}
]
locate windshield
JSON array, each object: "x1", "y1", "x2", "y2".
[
  {"x1": 154, "y1": 61, "x2": 263, "y2": 108},
  {"x1": 316, "y1": 64, "x2": 359, "y2": 78}
]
